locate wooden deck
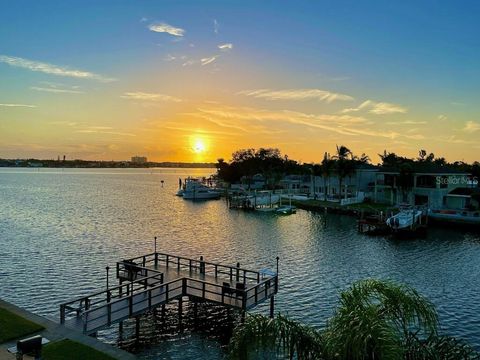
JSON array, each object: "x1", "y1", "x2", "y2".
[{"x1": 60, "y1": 252, "x2": 278, "y2": 335}]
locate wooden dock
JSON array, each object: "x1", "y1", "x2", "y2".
[{"x1": 60, "y1": 251, "x2": 278, "y2": 335}]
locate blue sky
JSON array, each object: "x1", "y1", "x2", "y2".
[{"x1": 1, "y1": 1, "x2": 479, "y2": 161}]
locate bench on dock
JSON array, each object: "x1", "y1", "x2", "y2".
[
  {"x1": 11, "y1": 335, "x2": 44, "y2": 359},
  {"x1": 221, "y1": 282, "x2": 246, "y2": 298},
  {"x1": 118, "y1": 260, "x2": 142, "y2": 281}
]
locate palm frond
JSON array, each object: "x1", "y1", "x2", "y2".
[
  {"x1": 324, "y1": 279, "x2": 439, "y2": 360},
  {"x1": 228, "y1": 314, "x2": 324, "y2": 360}
]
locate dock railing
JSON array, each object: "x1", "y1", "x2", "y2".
[
  {"x1": 60, "y1": 252, "x2": 278, "y2": 334},
  {"x1": 124, "y1": 252, "x2": 263, "y2": 285},
  {"x1": 60, "y1": 268, "x2": 163, "y2": 325}
]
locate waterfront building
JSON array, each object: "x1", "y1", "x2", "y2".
[
  {"x1": 279, "y1": 174, "x2": 310, "y2": 194},
  {"x1": 373, "y1": 167, "x2": 475, "y2": 209},
  {"x1": 231, "y1": 173, "x2": 267, "y2": 190},
  {"x1": 311, "y1": 164, "x2": 378, "y2": 205}
]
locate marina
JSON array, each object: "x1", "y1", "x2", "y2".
[{"x1": 1, "y1": 168, "x2": 479, "y2": 359}]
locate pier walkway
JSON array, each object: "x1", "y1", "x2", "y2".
[{"x1": 60, "y1": 251, "x2": 278, "y2": 335}]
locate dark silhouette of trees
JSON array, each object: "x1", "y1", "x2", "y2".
[{"x1": 216, "y1": 148, "x2": 303, "y2": 186}]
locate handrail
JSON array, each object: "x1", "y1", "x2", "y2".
[
  {"x1": 61, "y1": 271, "x2": 164, "y2": 307},
  {"x1": 124, "y1": 251, "x2": 262, "y2": 279},
  {"x1": 60, "y1": 252, "x2": 278, "y2": 331},
  {"x1": 84, "y1": 278, "x2": 183, "y2": 315}
]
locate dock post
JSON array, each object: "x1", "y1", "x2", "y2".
[
  {"x1": 162, "y1": 304, "x2": 166, "y2": 320},
  {"x1": 236, "y1": 262, "x2": 240, "y2": 282},
  {"x1": 193, "y1": 300, "x2": 198, "y2": 327},
  {"x1": 270, "y1": 296, "x2": 275, "y2": 318},
  {"x1": 119, "y1": 321, "x2": 123, "y2": 335},
  {"x1": 240, "y1": 310, "x2": 246, "y2": 324},
  {"x1": 135, "y1": 316, "x2": 140, "y2": 343},
  {"x1": 178, "y1": 298, "x2": 183, "y2": 321}
]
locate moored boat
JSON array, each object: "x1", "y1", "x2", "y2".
[
  {"x1": 276, "y1": 205, "x2": 297, "y2": 215},
  {"x1": 386, "y1": 208, "x2": 423, "y2": 230},
  {"x1": 180, "y1": 178, "x2": 221, "y2": 200}
]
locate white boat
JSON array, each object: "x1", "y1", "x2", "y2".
[
  {"x1": 181, "y1": 178, "x2": 221, "y2": 200},
  {"x1": 428, "y1": 209, "x2": 480, "y2": 225},
  {"x1": 175, "y1": 189, "x2": 184, "y2": 197},
  {"x1": 386, "y1": 209, "x2": 422, "y2": 229},
  {"x1": 276, "y1": 205, "x2": 297, "y2": 215},
  {"x1": 183, "y1": 188, "x2": 221, "y2": 200}
]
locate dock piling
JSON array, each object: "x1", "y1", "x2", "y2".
[
  {"x1": 270, "y1": 297, "x2": 275, "y2": 318},
  {"x1": 135, "y1": 316, "x2": 140, "y2": 343}
]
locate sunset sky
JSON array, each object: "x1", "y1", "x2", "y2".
[{"x1": 1, "y1": 1, "x2": 479, "y2": 163}]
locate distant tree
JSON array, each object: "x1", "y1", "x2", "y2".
[
  {"x1": 418, "y1": 149, "x2": 427, "y2": 161},
  {"x1": 333, "y1": 145, "x2": 354, "y2": 200},
  {"x1": 321, "y1": 153, "x2": 335, "y2": 201},
  {"x1": 434, "y1": 157, "x2": 447, "y2": 166},
  {"x1": 379, "y1": 150, "x2": 400, "y2": 168},
  {"x1": 356, "y1": 153, "x2": 370, "y2": 164}
]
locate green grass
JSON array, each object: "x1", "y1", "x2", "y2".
[
  {"x1": 0, "y1": 307, "x2": 44, "y2": 343},
  {"x1": 43, "y1": 339, "x2": 116, "y2": 360}
]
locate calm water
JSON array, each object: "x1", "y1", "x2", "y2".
[{"x1": 1, "y1": 168, "x2": 480, "y2": 358}]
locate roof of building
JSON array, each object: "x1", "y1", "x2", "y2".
[{"x1": 378, "y1": 164, "x2": 470, "y2": 175}]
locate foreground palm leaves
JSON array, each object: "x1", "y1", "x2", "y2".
[{"x1": 228, "y1": 279, "x2": 479, "y2": 360}]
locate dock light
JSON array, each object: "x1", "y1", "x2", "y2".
[
  {"x1": 276, "y1": 256, "x2": 279, "y2": 275},
  {"x1": 154, "y1": 236, "x2": 157, "y2": 253}
]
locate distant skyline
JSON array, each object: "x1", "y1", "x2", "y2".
[{"x1": 1, "y1": 1, "x2": 479, "y2": 163}]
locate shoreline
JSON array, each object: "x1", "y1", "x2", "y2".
[{"x1": 0, "y1": 299, "x2": 136, "y2": 360}]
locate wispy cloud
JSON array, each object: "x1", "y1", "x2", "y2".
[
  {"x1": 341, "y1": 100, "x2": 407, "y2": 115},
  {"x1": 193, "y1": 105, "x2": 423, "y2": 141},
  {"x1": 0, "y1": 55, "x2": 116, "y2": 82},
  {"x1": 182, "y1": 59, "x2": 197, "y2": 67},
  {"x1": 213, "y1": 19, "x2": 219, "y2": 34},
  {"x1": 164, "y1": 54, "x2": 176, "y2": 62},
  {"x1": 201, "y1": 56, "x2": 218, "y2": 66},
  {"x1": 148, "y1": 22, "x2": 185, "y2": 37},
  {"x1": 218, "y1": 43, "x2": 233, "y2": 51},
  {"x1": 238, "y1": 88, "x2": 354, "y2": 103},
  {"x1": 49, "y1": 121, "x2": 77, "y2": 126},
  {"x1": 30, "y1": 86, "x2": 83, "y2": 94},
  {"x1": 121, "y1": 91, "x2": 182, "y2": 103},
  {"x1": 75, "y1": 126, "x2": 136, "y2": 137},
  {"x1": 463, "y1": 121, "x2": 480, "y2": 133},
  {"x1": 0, "y1": 103, "x2": 36, "y2": 108},
  {"x1": 385, "y1": 120, "x2": 426, "y2": 125},
  {"x1": 76, "y1": 130, "x2": 136, "y2": 137}
]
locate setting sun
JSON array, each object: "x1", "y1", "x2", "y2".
[{"x1": 193, "y1": 140, "x2": 205, "y2": 153}]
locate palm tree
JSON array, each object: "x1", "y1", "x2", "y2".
[
  {"x1": 321, "y1": 153, "x2": 334, "y2": 201},
  {"x1": 228, "y1": 279, "x2": 478, "y2": 360},
  {"x1": 228, "y1": 314, "x2": 324, "y2": 360},
  {"x1": 333, "y1": 145, "x2": 354, "y2": 200},
  {"x1": 323, "y1": 279, "x2": 437, "y2": 360}
]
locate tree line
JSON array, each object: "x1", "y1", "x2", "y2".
[{"x1": 216, "y1": 147, "x2": 480, "y2": 193}]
